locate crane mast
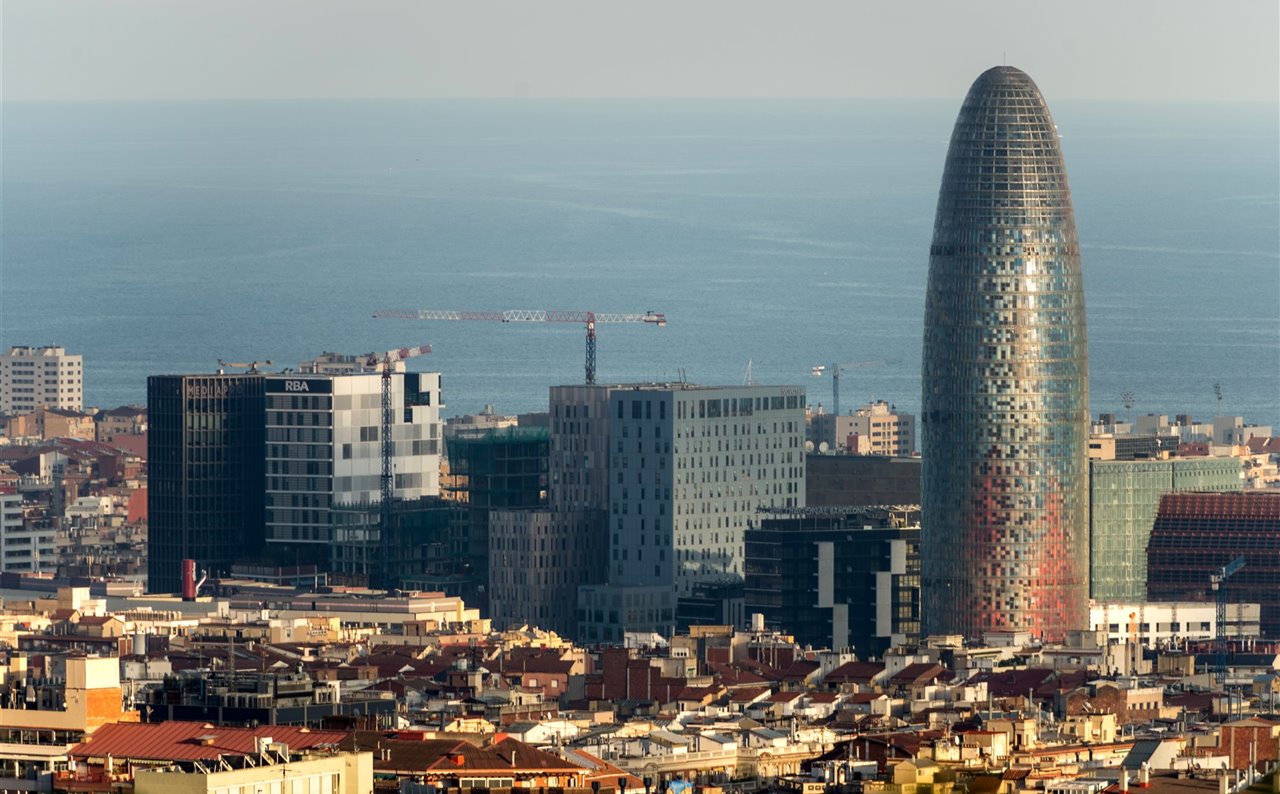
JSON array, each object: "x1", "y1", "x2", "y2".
[
  {"x1": 360, "y1": 344, "x2": 431, "y2": 589},
  {"x1": 373, "y1": 308, "x2": 665, "y2": 385},
  {"x1": 1212, "y1": 555, "x2": 1246, "y2": 685},
  {"x1": 810, "y1": 358, "x2": 898, "y2": 416}
]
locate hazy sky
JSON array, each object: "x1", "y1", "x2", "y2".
[{"x1": 3, "y1": 0, "x2": 1278, "y2": 102}]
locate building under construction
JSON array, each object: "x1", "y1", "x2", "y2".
[{"x1": 438, "y1": 425, "x2": 550, "y2": 614}]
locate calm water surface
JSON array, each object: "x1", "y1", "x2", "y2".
[{"x1": 2, "y1": 99, "x2": 1277, "y2": 426}]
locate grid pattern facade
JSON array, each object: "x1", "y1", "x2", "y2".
[
  {"x1": 575, "y1": 383, "x2": 806, "y2": 641},
  {"x1": 921, "y1": 66, "x2": 1089, "y2": 641},
  {"x1": 263, "y1": 372, "x2": 441, "y2": 563},
  {"x1": 1, "y1": 346, "x2": 83, "y2": 414},
  {"x1": 1147, "y1": 491, "x2": 1280, "y2": 637},
  {"x1": 146, "y1": 374, "x2": 266, "y2": 593},
  {"x1": 1090, "y1": 457, "x2": 1241, "y2": 601}
]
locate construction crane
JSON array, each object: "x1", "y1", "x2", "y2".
[
  {"x1": 1212, "y1": 555, "x2": 1246, "y2": 685},
  {"x1": 217, "y1": 359, "x2": 273, "y2": 373},
  {"x1": 810, "y1": 359, "x2": 899, "y2": 417},
  {"x1": 360, "y1": 344, "x2": 432, "y2": 589},
  {"x1": 373, "y1": 309, "x2": 666, "y2": 386}
]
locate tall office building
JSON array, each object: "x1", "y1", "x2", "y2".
[
  {"x1": 147, "y1": 374, "x2": 266, "y2": 593},
  {"x1": 921, "y1": 66, "x2": 1089, "y2": 641},
  {"x1": 745, "y1": 506, "x2": 921, "y2": 657},
  {"x1": 577, "y1": 383, "x2": 806, "y2": 641},
  {"x1": 264, "y1": 369, "x2": 442, "y2": 567},
  {"x1": 1, "y1": 346, "x2": 83, "y2": 414}
]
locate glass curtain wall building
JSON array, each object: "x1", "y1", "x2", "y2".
[
  {"x1": 921, "y1": 66, "x2": 1089, "y2": 641},
  {"x1": 147, "y1": 374, "x2": 266, "y2": 593}
]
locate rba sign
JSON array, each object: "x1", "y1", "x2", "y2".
[{"x1": 283, "y1": 380, "x2": 310, "y2": 392}]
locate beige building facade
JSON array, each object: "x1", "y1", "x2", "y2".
[{"x1": 1, "y1": 346, "x2": 83, "y2": 414}]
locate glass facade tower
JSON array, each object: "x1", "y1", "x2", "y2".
[
  {"x1": 147, "y1": 374, "x2": 266, "y2": 593},
  {"x1": 921, "y1": 66, "x2": 1089, "y2": 641}
]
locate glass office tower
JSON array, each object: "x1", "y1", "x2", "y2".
[
  {"x1": 147, "y1": 374, "x2": 266, "y2": 593},
  {"x1": 921, "y1": 66, "x2": 1089, "y2": 641}
]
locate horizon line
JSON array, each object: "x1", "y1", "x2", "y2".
[{"x1": 4, "y1": 95, "x2": 1278, "y2": 105}]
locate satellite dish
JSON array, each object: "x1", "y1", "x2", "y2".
[
  {"x1": 804, "y1": 440, "x2": 815, "y2": 452},
  {"x1": 818, "y1": 442, "x2": 830, "y2": 453}
]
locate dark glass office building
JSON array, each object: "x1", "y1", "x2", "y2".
[
  {"x1": 1147, "y1": 491, "x2": 1280, "y2": 638},
  {"x1": 921, "y1": 66, "x2": 1089, "y2": 641},
  {"x1": 147, "y1": 374, "x2": 267, "y2": 593},
  {"x1": 745, "y1": 506, "x2": 921, "y2": 657}
]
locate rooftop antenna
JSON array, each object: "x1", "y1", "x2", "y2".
[
  {"x1": 1122, "y1": 391, "x2": 1135, "y2": 426},
  {"x1": 1213, "y1": 383, "x2": 1223, "y2": 414},
  {"x1": 743, "y1": 360, "x2": 758, "y2": 387}
]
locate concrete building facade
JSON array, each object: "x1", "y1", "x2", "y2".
[
  {"x1": 578, "y1": 383, "x2": 806, "y2": 642},
  {"x1": 0, "y1": 345, "x2": 83, "y2": 415},
  {"x1": 1089, "y1": 601, "x2": 1260, "y2": 646},
  {"x1": 0, "y1": 488, "x2": 56, "y2": 574},
  {"x1": 811, "y1": 401, "x2": 916, "y2": 456}
]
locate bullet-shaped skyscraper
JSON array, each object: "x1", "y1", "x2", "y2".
[{"x1": 921, "y1": 66, "x2": 1089, "y2": 641}]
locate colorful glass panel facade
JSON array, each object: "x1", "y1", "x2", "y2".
[{"x1": 921, "y1": 67, "x2": 1089, "y2": 640}]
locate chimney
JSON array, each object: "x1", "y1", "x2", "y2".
[
  {"x1": 181, "y1": 559, "x2": 197, "y2": 601},
  {"x1": 1219, "y1": 772, "x2": 1228, "y2": 794},
  {"x1": 1121, "y1": 773, "x2": 1129, "y2": 793}
]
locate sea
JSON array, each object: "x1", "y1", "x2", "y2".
[{"x1": 2, "y1": 99, "x2": 1277, "y2": 428}]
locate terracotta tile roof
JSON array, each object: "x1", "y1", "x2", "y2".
[
  {"x1": 729, "y1": 686, "x2": 771, "y2": 703},
  {"x1": 970, "y1": 668, "x2": 1058, "y2": 697},
  {"x1": 69, "y1": 721, "x2": 349, "y2": 762},
  {"x1": 1248, "y1": 437, "x2": 1280, "y2": 455},
  {"x1": 890, "y1": 663, "x2": 950, "y2": 686},
  {"x1": 341, "y1": 733, "x2": 585, "y2": 776},
  {"x1": 780, "y1": 659, "x2": 820, "y2": 681},
  {"x1": 825, "y1": 661, "x2": 885, "y2": 684},
  {"x1": 78, "y1": 615, "x2": 120, "y2": 627}
]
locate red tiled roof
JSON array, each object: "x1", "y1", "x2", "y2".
[
  {"x1": 890, "y1": 663, "x2": 949, "y2": 685},
  {"x1": 729, "y1": 686, "x2": 771, "y2": 703},
  {"x1": 780, "y1": 659, "x2": 820, "y2": 681},
  {"x1": 825, "y1": 661, "x2": 885, "y2": 684},
  {"x1": 77, "y1": 615, "x2": 120, "y2": 626},
  {"x1": 70, "y1": 721, "x2": 349, "y2": 762}
]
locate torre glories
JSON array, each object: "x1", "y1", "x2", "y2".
[{"x1": 921, "y1": 66, "x2": 1089, "y2": 641}]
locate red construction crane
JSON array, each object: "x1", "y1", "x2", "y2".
[
  {"x1": 373, "y1": 308, "x2": 666, "y2": 386},
  {"x1": 360, "y1": 344, "x2": 431, "y2": 589}
]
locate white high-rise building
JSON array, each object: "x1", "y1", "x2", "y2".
[
  {"x1": 263, "y1": 368, "x2": 442, "y2": 561},
  {"x1": 1, "y1": 346, "x2": 83, "y2": 414}
]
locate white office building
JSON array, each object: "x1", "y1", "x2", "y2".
[
  {"x1": 0, "y1": 489, "x2": 56, "y2": 574},
  {"x1": 1089, "y1": 601, "x2": 1261, "y2": 646},
  {"x1": 1, "y1": 346, "x2": 83, "y2": 414},
  {"x1": 264, "y1": 369, "x2": 442, "y2": 560}
]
